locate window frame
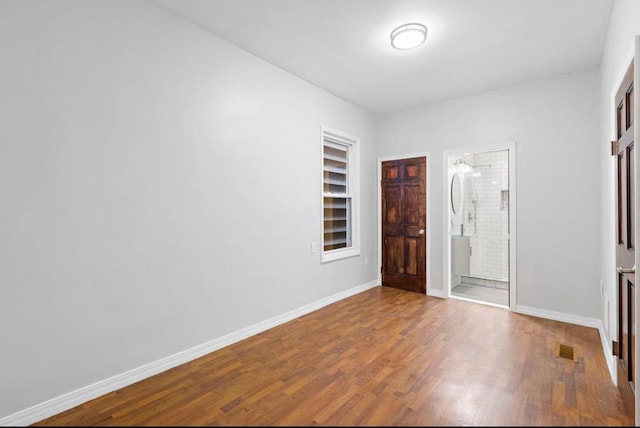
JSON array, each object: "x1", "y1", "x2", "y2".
[{"x1": 321, "y1": 126, "x2": 360, "y2": 263}]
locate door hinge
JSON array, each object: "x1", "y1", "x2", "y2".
[
  {"x1": 612, "y1": 340, "x2": 619, "y2": 356},
  {"x1": 611, "y1": 140, "x2": 618, "y2": 156}
]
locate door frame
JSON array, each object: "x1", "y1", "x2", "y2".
[
  {"x1": 606, "y1": 41, "x2": 639, "y2": 400},
  {"x1": 636, "y1": 35, "x2": 640, "y2": 423},
  {"x1": 442, "y1": 142, "x2": 517, "y2": 309},
  {"x1": 377, "y1": 152, "x2": 431, "y2": 294},
  {"x1": 610, "y1": 37, "x2": 640, "y2": 419}
]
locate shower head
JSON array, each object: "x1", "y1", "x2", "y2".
[{"x1": 453, "y1": 158, "x2": 472, "y2": 173}]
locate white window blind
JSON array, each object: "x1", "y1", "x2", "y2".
[{"x1": 322, "y1": 129, "x2": 359, "y2": 262}]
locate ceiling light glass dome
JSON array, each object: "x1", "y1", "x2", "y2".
[{"x1": 390, "y1": 23, "x2": 428, "y2": 50}]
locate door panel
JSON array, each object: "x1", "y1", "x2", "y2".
[
  {"x1": 615, "y1": 59, "x2": 635, "y2": 422},
  {"x1": 385, "y1": 236, "x2": 404, "y2": 274},
  {"x1": 405, "y1": 185, "x2": 420, "y2": 225},
  {"x1": 385, "y1": 186, "x2": 402, "y2": 226},
  {"x1": 406, "y1": 238, "x2": 419, "y2": 276},
  {"x1": 628, "y1": 144, "x2": 635, "y2": 248},
  {"x1": 632, "y1": 282, "x2": 636, "y2": 387},
  {"x1": 381, "y1": 157, "x2": 426, "y2": 293}
]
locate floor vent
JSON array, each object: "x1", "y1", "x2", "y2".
[{"x1": 556, "y1": 343, "x2": 578, "y2": 362}]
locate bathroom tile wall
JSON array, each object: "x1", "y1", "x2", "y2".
[{"x1": 469, "y1": 150, "x2": 509, "y2": 281}]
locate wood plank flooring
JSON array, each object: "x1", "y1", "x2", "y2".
[{"x1": 34, "y1": 286, "x2": 631, "y2": 426}]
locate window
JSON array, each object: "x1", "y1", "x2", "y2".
[{"x1": 322, "y1": 127, "x2": 359, "y2": 262}]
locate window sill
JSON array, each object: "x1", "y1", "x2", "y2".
[{"x1": 321, "y1": 247, "x2": 360, "y2": 263}]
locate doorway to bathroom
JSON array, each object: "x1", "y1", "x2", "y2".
[{"x1": 444, "y1": 144, "x2": 516, "y2": 309}]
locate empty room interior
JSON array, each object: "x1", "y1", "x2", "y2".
[{"x1": 2, "y1": 0, "x2": 640, "y2": 426}]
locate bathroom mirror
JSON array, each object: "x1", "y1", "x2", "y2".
[{"x1": 451, "y1": 173, "x2": 462, "y2": 214}]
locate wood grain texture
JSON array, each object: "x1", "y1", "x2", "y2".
[
  {"x1": 34, "y1": 287, "x2": 630, "y2": 426},
  {"x1": 381, "y1": 156, "x2": 427, "y2": 294}
]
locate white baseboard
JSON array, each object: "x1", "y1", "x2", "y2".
[
  {"x1": 596, "y1": 320, "x2": 617, "y2": 383},
  {"x1": 427, "y1": 288, "x2": 446, "y2": 298},
  {"x1": 0, "y1": 280, "x2": 380, "y2": 427},
  {"x1": 513, "y1": 304, "x2": 600, "y2": 329}
]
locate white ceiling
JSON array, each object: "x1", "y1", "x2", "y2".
[{"x1": 152, "y1": 0, "x2": 614, "y2": 115}]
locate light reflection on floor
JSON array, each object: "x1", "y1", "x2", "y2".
[{"x1": 452, "y1": 283, "x2": 508, "y2": 306}]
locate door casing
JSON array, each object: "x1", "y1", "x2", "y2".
[
  {"x1": 377, "y1": 153, "x2": 431, "y2": 294},
  {"x1": 606, "y1": 42, "x2": 640, "y2": 418},
  {"x1": 636, "y1": 35, "x2": 640, "y2": 423},
  {"x1": 612, "y1": 55, "x2": 636, "y2": 422},
  {"x1": 443, "y1": 143, "x2": 517, "y2": 310}
]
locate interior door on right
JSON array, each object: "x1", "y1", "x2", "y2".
[{"x1": 615, "y1": 59, "x2": 635, "y2": 422}]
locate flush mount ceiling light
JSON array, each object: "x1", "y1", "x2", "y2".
[{"x1": 390, "y1": 23, "x2": 428, "y2": 50}]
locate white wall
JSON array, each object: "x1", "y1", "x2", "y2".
[
  {"x1": 0, "y1": 0, "x2": 378, "y2": 419},
  {"x1": 598, "y1": 0, "x2": 640, "y2": 353},
  {"x1": 377, "y1": 69, "x2": 601, "y2": 317}
]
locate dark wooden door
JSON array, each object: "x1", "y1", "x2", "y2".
[
  {"x1": 381, "y1": 157, "x2": 426, "y2": 293},
  {"x1": 615, "y1": 59, "x2": 635, "y2": 421}
]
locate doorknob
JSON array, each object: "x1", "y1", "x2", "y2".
[
  {"x1": 419, "y1": 229, "x2": 425, "y2": 235},
  {"x1": 617, "y1": 265, "x2": 636, "y2": 274}
]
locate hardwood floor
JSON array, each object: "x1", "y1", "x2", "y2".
[{"x1": 35, "y1": 286, "x2": 631, "y2": 426}]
